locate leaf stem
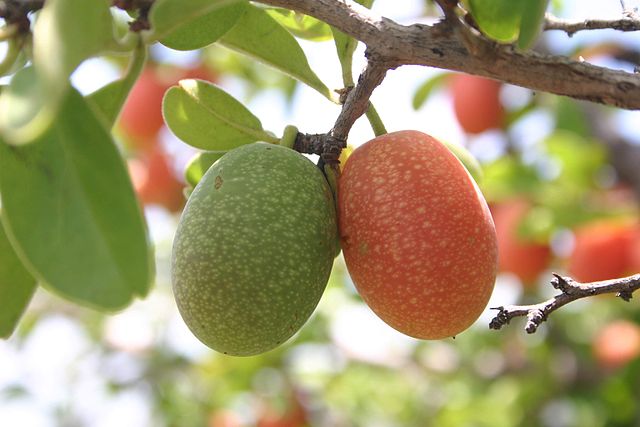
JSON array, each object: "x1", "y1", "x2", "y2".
[
  {"x1": 279, "y1": 124, "x2": 299, "y2": 148},
  {"x1": 0, "y1": 24, "x2": 18, "y2": 42},
  {"x1": 365, "y1": 103, "x2": 386, "y2": 136}
]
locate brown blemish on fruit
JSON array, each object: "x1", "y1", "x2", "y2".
[
  {"x1": 358, "y1": 242, "x2": 369, "y2": 255},
  {"x1": 214, "y1": 175, "x2": 223, "y2": 190}
]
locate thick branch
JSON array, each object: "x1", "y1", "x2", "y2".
[
  {"x1": 259, "y1": 0, "x2": 640, "y2": 110},
  {"x1": 544, "y1": 13, "x2": 640, "y2": 35},
  {"x1": 490, "y1": 273, "x2": 640, "y2": 333}
]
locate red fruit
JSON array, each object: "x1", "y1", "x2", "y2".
[
  {"x1": 567, "y1": 220, "x2": 636, "y2": 282},
  {"x1": 257, "y1": 392, "x2": 307, "y2": 427},
  {"x1": 338, "y1": 130, "x2": 498, "y2": 339},
  {"x1": 628, "y1": 233, "x2": 640, "y2": 274},
  {"x1": 451, "y1": 74, "x2": 504, "y2": 134},
  {"x1": 593, "y1": 320, "x2": 640, "y2": 370},
  {"x1": 492, "y1": 200, "x2": 551, "y2": 285},
  {"x1": 128, "y1": 146, "x2": 185, "y2": 212},
  {"x1": 119, "y1": 67, "x2": 171, "y2": 145}
]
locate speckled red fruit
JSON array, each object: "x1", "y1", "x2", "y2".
[
  {"x1": 338, "y1": 130, "x2": 498, "y2": 339},
  {"x1": 568, "y1": 220, "x2": 636, "y2": 282},
  {"x1": 492, "y1": 199, "x2": 551, "y2": 285},
  {"x1": 451, "y1": 74, "x2": 504, "y2": 134}
]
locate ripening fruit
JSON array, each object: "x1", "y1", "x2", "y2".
[
  {"x1": 338, "y1": 130, "x2": 498, "y2": 339},
  {"x1": 172, "y1": 143, "x2": 338, "y2": 356},
  {"x1": 567, "y1": 220, "x2": 636, "y2": 282},
  {"x1": 593, "y1": 320, "x2": 640, "y2": 370},
  {"x1": 119, "y1": 67, "x2": 170, "y2": 146},
  {"x1": 128, "y1": 145, "x2": 185, "y2": 212},
  {"x1": 451, "y1": 74, "x2": 504, "y2": 134},
  {"x1": 492, "y1": 199, "x2": 551, "y2": 285}
]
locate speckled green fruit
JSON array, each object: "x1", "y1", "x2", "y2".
[{"x1": 172, "y1": 143, "x2": 338, "y2": 356}]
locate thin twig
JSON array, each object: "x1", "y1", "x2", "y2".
[
  {"x1": 544, "y1": 13, "x2": 640, "y2": 35},
  {"x1": 294, "y1": 52, "x2": 389, "y2": 160},
  {"x1": 490, "y1": 273, "x2": 640, "y2": 333}
]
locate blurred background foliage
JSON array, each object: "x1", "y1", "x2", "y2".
[{"x1": 3, "y1": 0, "x2": 640, "y2": 426}]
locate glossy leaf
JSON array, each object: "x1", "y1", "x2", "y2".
[
  {"x1": 185, "y1": 151, "x2": 227, "y2": 187},
  {"x1": 160, "y1": 2, "x2": 246, "y2": 51},
  {"x1": 412, "y1": 73, "x2": 450, "y2": 109},
  {"x1": 463, "y1": 0, "x2": 525, "y2": 42},
  {"x1": 0, "y1": 88, "x2": 152, "y2": 311},
  {"x1": 0, "y1": 67, "x2": 48, "y2": 143},
  {"x1": 163, "y1": 79, "x2": 277, "y2": 150},
  {"x1": 518, "y1": 0, "x2": 550, "y2": 49},
  {"x1": 267, "y1": 9, "x2": 333, "y2": 41},
  {"x1": 220, "y1": 4, "x2": 334, "y2": 101},
  {"x1": 149, "y1": 0, "x2": 245, "y2": 42},
  {"x1": 33, "y1": 0, "x2": 114, "y2": 99},
  {"x1": 86, "y1": 42, "x2": 147, "y2": 128},
  {"x1": 0, "y1": 219, "x2": 37, "y2": 339}
]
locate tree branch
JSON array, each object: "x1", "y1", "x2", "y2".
[
  {"x1": 259, "y1": 0, "x2": 640, "y2": 110},
  {"x1": 544, "y1": 13, "x2": 640, "y2": 35},
  {"x1": 490, "y1": 273, "x2": 640, "y2": 333},
  {"x1": 294, "y1": 52, "x2": 388, "y2": 159}
]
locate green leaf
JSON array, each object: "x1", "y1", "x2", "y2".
[
  {"x1": 0, "y1": 67, "x2": 49, "y2": 143},
  {"x1": 0, "y1": 219, "x2": 37, "y2": 339},
  {"x1": 4, "y1": 0, "x2": 115, "y2": 145},
  {"x1": 163, "y1": 79, "x2": 278, "y2": 150},
  {"x1": 266, "y1": 9, "x2": 333, "y2": 41},
  {"x1": 412, "y1": 73, "x2": 450, "y2": 110},
  {"x1": 33, "y1": 0, "x2": 114, "y2": 100},
  {"x1": 331, "y1": 27, "x2": 358, "y2": 86},
  {"x1": 331, "y1": 0, "x2": 374, "y2": 86},
  {"x1": 544, "y1": 130, "x2": 606, "y2": 188},
  {"x1": 220, "y1": 4, "x2": 335, "y2": 101},
  {"x1": 149, "y1": 0, "x2": 246, "y2": 42},
  {"x1": 86, "y1": 41, "x2": 147, "y2": 128},
  {"x1": 0, "y1": 88, "x2": 152, "y2": 311},
  {"x1": 463, "y1": 0, "x2": 526, "y2": 42},
  {"x1": 160, "y1": 2, "x2": 246, "y2": 51},
  {"x1": 185, "y1": 151, "x2": 227, "y2": 187},
  {"x1": 554, "y1": 97, "x2": 590, "y2": 138},
  {"x1": 517, "y1": 0, "x2": 550, "y2": 49}
]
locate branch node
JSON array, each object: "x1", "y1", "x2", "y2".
[
  {"x1": 525, "y1": 309, "x2": 545, "y2": 333},
  {"x1": 488, "y1": 306, "x2": 510, "y2": 330},
  {"x1": 617, "y1": 289, "x2": 634, "y2": 301},
  {"x1": 550, "y1": 273, "x2": 579, "y2": 294}
]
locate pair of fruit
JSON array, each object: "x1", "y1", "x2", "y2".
[{"x1": 172, "y1": 131, "x2": 499, "y2": 356}]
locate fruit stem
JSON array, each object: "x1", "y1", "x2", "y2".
[
  {"x1": 365, "y1": 103, "x2": 387, "y2": 137},
  {"x1": 279, "y1": 125, "x2": 299, "y2": 149}
]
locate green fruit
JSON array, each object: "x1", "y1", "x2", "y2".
[{"x1": 172, "y1": 142, "x2": 337, "y2": 356}]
